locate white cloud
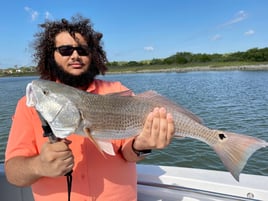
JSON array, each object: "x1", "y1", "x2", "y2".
[
  {"x1": 220, "y1": 10, "x2": 248, "y2": 27},
  {"x1": 211, "y1": 34, "x2": 222, "y2": 41},
  {"x1": 24, "y1": 6, "x2": 39, "y2": 21},
  {"x1": 45, "y1": 11, "x2": 53, "y2": 20},
  {"x1": 244, "y1": 29, "x2": 255, "y2": 36},
  {"x1": 144, "y1": 46, "x2": 154, "y2": 51},
  {"x1": 24, "y1": 6, "x2": 30, "y2": 12}
]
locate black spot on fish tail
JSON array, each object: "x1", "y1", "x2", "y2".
[{"x1": 219, "y1": 133, "x2": 227, "y2": 140}]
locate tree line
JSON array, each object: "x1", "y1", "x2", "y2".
[
  {"x1": 107, "y1": 47, "x2": 268, "y2": 67},
  {"x1": 1, "y1": 47, "x2": 268, "y2": 76}
]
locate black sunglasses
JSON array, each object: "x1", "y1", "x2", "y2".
[{"x1": 54, "y1": 45, "x2": 91, "y2": 56}]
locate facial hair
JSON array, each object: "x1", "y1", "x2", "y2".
[{"x1": 54, "y1": 62, "x2": 95, "y2": 88}]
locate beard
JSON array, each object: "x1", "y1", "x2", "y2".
[{"x1": 53, "y1": 62, "x2": 95, "y2": 88}]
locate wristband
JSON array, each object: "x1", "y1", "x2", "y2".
[{"x1": 131, "y1": 139, "x2": 152, "y2": 157}]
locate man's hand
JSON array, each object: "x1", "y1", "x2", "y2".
[
  {"x1": 5, "y1": 139, "x2": 74, "y2": 187},
  {"x1": 133, "y1": 107, "x2": 175, "y2": 151},
  {"x1": 37, "y1": 139, "x2": 74, "y2": 177}
]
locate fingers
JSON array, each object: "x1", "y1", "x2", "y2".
[
  {"x1": 143, "y1": 111, "x2": 154, "y2": 134},
  {"x1": 136, "y1": 107, "x2": 175, "y2": 150},
  {"x1": 39, "y1": 141, "x2": 74, "y2": 177},
  {"x1": 156, "y1": 107, "x2": 174, "y2": 148},
  {"x1": 62, "y1": 155, "x2": 74, "y2": 175},
  {"x1": 151, "y1": 107, "x2": 161, "y2": 139},
  {"x1": 166, "y1": 113, "x2": 175, "y2": 143}
]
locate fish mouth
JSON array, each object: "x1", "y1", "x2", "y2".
[{"x1": 26, "y1": 82, "x2": 36, "y2": 107}]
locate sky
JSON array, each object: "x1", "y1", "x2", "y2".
[{"x1": 0, "y1": 0, "x2": 267, "y2": 69}]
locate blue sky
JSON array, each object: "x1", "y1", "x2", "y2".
[{"x1": 0, "y1": 0, "x2": 267, "y2": 69}]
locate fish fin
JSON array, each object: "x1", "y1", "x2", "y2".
[
  {"x1": 84, "y1": 128, "x2": 106, "y2": 157},
  {"x1": 84, "y1": 128, "x2": 115, "y2": 156},
  {"x1": 26, "y1": 83, "x2": 35, "y2": 107},
  {"x1": 212, "y1": 130, "x2": 268, "y2": 181},
  {"x1": 137, "y1": 90, "x2": 203, "y2": 124},
  {"x1": 95, "y1": 139, "x2": 116, "y2": 156},
  {"x1": 105, "y1": 90, "x2": 134, "y2": 97}
]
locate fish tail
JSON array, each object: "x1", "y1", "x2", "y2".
[{"x1": 212, "y1": 131, "x2": 268, "y2": 181}]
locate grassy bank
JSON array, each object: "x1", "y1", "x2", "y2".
[
  {"x1": 1, "y1": 62, "x2": 268, "y2": 77},
  {"x1": 107, "y1": 62, "x2": 268, "y2": 74}
]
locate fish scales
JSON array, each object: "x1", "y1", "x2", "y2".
[
  {"x1": 81, "y1": 93, "x2": 209, "y2": 141},
  {"x1": 79, "y1": 95, "x2": 152, "y2": 139},
  {"x1": 26, "y1": 79, "x2": 268, "y2": 181}
]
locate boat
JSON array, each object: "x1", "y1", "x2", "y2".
[
  {"x1": 1, "y1": 163, "x2": 267, "y2": 201},
  {"x1": 137, "y1": 165, "x2": 268, "y2": 201}
]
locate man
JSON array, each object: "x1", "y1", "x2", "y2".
[{"x1": 5, "y1": 15, "x2": 174, "y2": 201}]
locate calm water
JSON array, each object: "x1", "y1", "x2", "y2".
[{"x1": 0, "y1": 71, "x2": 268, "y2": 177}]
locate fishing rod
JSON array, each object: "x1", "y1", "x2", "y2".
[{"x1": 38, "y1": 112, "x2": 73, "y2": 201}]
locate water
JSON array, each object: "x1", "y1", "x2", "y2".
[{"x1": 0, "y1": 71, "x2": 268, "y2": 177}]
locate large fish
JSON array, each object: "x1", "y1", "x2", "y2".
[{"x1": 26, "y1": 79, "x2": 268, "y2": 181}]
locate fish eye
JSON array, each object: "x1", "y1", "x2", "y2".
[{"x1": 42, "y1": 89, "x2": 49, "y2": 95}]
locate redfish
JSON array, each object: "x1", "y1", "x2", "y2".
[{"x1": 26, "y1": 79, "x2": 268, "y2": 181}]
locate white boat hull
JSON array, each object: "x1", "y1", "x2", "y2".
[
  {"x1": 1, "y1": 164, "x2": 268, "y2": 200},
  {"x1": 137, "y1": 165, "x2": 268, "y2": 200}
]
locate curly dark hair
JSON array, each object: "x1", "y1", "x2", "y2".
[{"x1": 32, "y1": 14, "x2": 108, "y2": 81}]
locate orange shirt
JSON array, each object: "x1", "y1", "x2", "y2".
[{"x1": 5, "y1": 79, "x2": 137, "y2": 201}]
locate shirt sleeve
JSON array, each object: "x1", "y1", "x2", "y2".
[
  {"x1": 5, "y1": 96, "x2": 41, "y2": 161},
  {"x1": 90, "y1": 79, "x2": 133, "y2": 95}
]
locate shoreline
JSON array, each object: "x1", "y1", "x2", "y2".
[
  {"x1": 107, "y1": 64, "x2": 268, "y2": 74},
  {"x1": 1, "y1": 64, "x2": 268, "y2": 78}
]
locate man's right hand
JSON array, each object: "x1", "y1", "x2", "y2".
[{"x1": 38, "y1": 139, "x2": 74, "y2": 177}]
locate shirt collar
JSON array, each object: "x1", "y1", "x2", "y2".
[
  {"x1": 86, "y1": 80, "x2": 97, "y2": 93},
  {"x1": 55, "y1": 79, "x2": 97, "y2": 93}
]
